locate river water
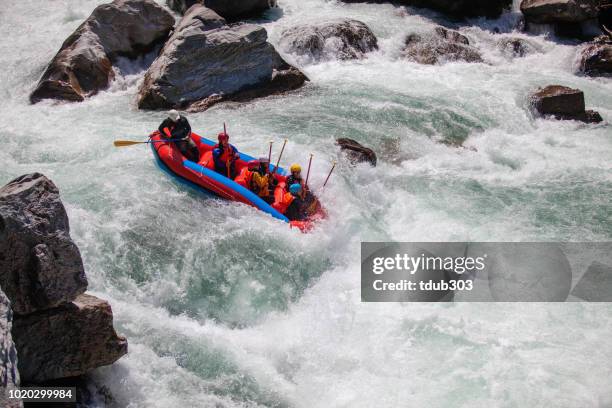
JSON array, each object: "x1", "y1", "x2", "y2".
[{"x1": 1, "y1": 0, "x2": 611, "y2": 406}]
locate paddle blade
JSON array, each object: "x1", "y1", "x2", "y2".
[{"x1": 114, "y1": 140, "x2": 144, "y2": 147}]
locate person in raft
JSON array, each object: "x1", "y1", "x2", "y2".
[
  {"x1": 285, "y1": 163, "x2": 308, "y2": 191},
  {"x1": 251, "y1": 157, "x2": 277, "y2": 204},
  {"x1": 158, "y1": 110, "x2": 200, "y2": 162},
  {"x1": 284, "y1": 183, "x2": 307, "y2": 221},
  {"x1": 213, "y1": 131, "x2": 240, "y2": 179}
]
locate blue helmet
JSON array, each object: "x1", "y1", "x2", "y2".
[{"x1": 289, "y1": 183, "x2": 302, "y2": 195}]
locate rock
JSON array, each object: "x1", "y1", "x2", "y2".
[
  {"x1": 278, "y1": 19, "x2": 378, "y2": 62},
  {"x1": 12, "y1": 294, "x2": 127, "y2": 383},
  {"x1": 579, "y1": 35, "x2": 612, "y2": 76},
  {"x1": 336, "y1": 138, "x2": 377, "y2": 166},
  {"x1": 530, "y1": 85, "x2": 603, "y2": 123},
  {"x1": 0, "y1": 290, "x2": 22, "y2": 408},
  {"x1": 0, "y1": 173, "x2": 87, "y2": 315},
  {"x1": 340, "y1": 0, "x2": 512, "y2": 19},
  {"x1": 571, "y1": 261, "x2": 612, "y2": 301},
  {"x1": 601, "y1": 3, "x2": 612, "y2": 35},
  {"x1": 402, "y1": 26, "x2": 483, "y2": 64},
  {"x1": 497, "y1": 37, "x2": 538, "y2": 57},
  {"x1": 138, "y1": 4, "x2": 307, "y2": 110},
  {"x1": 520, "y1": 0, "x2": 600, "y2": 24},
  {"x1": 30, "y1": 0, "x2": 174, "y2": 103},
  {"x1": 167, "y1": 0, "x2": 276, "y2": 19}
]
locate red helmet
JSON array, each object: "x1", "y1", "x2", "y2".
[
  {"x1": 218, "y1": 132, "x2": 229, "y2": 142},
  {"x1": 247, "y1": 160, "x2": 259, "y2": 170}
]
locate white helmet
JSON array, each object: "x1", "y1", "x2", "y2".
[{"x1": 168, "y1": 109, "x2": 180, "y2": 122}]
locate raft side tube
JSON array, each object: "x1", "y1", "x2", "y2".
[{"x1": 182, "y1": 160, "x2": 289, "y2": 223}]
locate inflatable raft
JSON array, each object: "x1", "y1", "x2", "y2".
[{"x1": 150, "y1": 131, "x2": 323, "y2": 231}]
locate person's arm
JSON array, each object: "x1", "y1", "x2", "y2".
[
  {"x1": 230, "y1": 145, "x2": 240, "y2": 160},
  {"x1": 158, "y1": 119, "x2": 172, "y2": 138}
]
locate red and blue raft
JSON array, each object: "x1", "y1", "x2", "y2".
[{"x1": 150, "y1": 131, "x2": 324, "y2": 231}]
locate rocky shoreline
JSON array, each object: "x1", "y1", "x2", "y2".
[
  {"x1": 29, "y1": 0, "x2": 610, "y2": 126},
  {"x1": 0, "y1": 174, "x2": 127, "y2": 407}
]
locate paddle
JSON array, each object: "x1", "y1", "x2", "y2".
[
  {"x1": 272, "y1": 138, "x2": 288, "y2": 175},
  {"x1": 305, "y1": 153, "x2": 314, "y2": 186},
  {"x1": 322, "y1": 160, "x2": 337, "y2": 188},
  {"x1": 113, "y1": 139, "x2": 185, "y2": 147}
]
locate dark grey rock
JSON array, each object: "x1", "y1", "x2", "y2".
[
  {"x1": 0, "y1": 290, "x2": 22, "y2": 408},
  {"x1": 138, "y1": 4, "x2": 307, "y2": 110},
  {"x1": 13, "y1": 294, "x2": 127, "y2": 383},
  {"x1": 571, "y1": 261, "x2": 612, "y2": 301},
  {"x1": 497, "y1": 37, "x2": 538, "y2": 57},
  {"x1": 279, "y1": 19, "x2": 378, "y2": 62},
  {"x1": 31, "y1": 0, "x2": 174, "y2": 103},
  {"x1": 0, "y1": 173, "x2": 88, "y2": 315},
  {"x1": 167, "y1": 0, "x2": 276, "y2": 19},
  {"x1": 579, "y1": 35, "x2": 612, "y2": 76},
  {"x1": 530, "y1": 85, "x2": 603, "y2": 123},
  {"x1": 336, "y1": 138, "x2": 377, "y2": 166},
  {"x1": 340, "y1": 0, "x2": 512, "y2": 19},
  {"x1": 520, "y1": 0, "x2": 600, "y2": 24},
  {"x1": 402, "y1": 26, "x2": 483, "y2": 64}
]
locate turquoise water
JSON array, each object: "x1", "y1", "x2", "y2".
[{"x1": 1, "y1": 0, "x2": 611, "y2": 406}]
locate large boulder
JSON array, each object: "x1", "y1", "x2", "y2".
[
  {"x1": 279, "y1": 19, "x2": 378, "y2": 62},
  {"x1": 0, "y1": 173, "x2": 87, "y2": 315},
  {"x1": 336, "y1": 138, "x2": 377, "y2": 166},
  {"x1": 402, "y1": 27, "x2": 483, "y2": 64},
  {"x1": 0, "y1": 290, "x2": 22, "y2": 408},
  {"x1": 12, "y1": 294, "x2": 127, "y2": 383},
  {"x1": 30, "y1": 0, "x2": 174, "y2": 103},
  {"x1": 138, "y1": 5, "x2": 307, "y2": 111},
  {"x1": 579, "y1": 35, "x2": 612, "y2": 76},
  {"x1": 530, "y1": 85, "x2": 603, "y2": 123},
  {"x1": 520, "y1": 0, "x2": 600, "y2": 24},
  {"x1": 167, "y1": 0, "x2": 276, "y2": 19},
  {"x1": 341, "y1": 0, "x2": 512, "y2": 19}
]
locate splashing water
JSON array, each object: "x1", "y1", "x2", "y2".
[{"x1": 1, "y1": 0, "x2": 611, "y2": 406}]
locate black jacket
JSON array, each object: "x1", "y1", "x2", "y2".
[
  {"x1": 158, "y1": 117, "x2": 191, "y2": 140},
  {"x1": 285, "y1": 175, "x2": 303, "y2": 188},
  {"x1": 285, "y1": 197, "x2": 306, "y2": 221},
  {"x1": 158, "y1": 116, "x2": 199, "y2": 162}
]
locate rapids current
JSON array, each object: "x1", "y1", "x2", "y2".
[{"x1": 1, "y1": 0, "x2": 611, "y2": 406}]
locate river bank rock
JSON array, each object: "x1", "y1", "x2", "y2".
[
  {"x1": 0, "y1": 173, "x2": 87, "y2": 315},
  {"x1": 341, "y1": 0, "x2": 512, "y2": 19},
  {"x1": 0, "y1": 290, "x2": 22, "y2": 408},
  {"x1": 0, "y1": 173, "x2": 127, "y2": 384},
  {"x1": 520, "y1": 0, "x2": 603, "y2": 38},
  {"x1": 12, "y1": 294, "x2": 127, "y2": 383},
  {"x1": 167, "y1": 0, "x2": 276, "y2": 19},
  {"x1": 336, "y1": 138, "x2": 377, "y2": 166},
  {"x1": 530, "y1": 85, "x2": 603, "y2": 123},
  {"x1": 30, "y1": 0, "x2": 174, "y2": 104},
  {"x1": 138, "y1": 4, "x2": 307, "y2": 111},
  {"x1": 579, "y1": 35, "x2": 612, "y2": 76},
  {"x1": 279, "y1": 19, "x2": 378, "y2": 62},
  {"x1": 520, "y1": 0, "x2": 600, "y2": 24},
  {"x1": 402, "y1": 26, "x2": 483, "y2": 64}
]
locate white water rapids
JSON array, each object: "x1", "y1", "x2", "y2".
[{"x1": 1, "y1": 0, "x2": 611, "y2": 406}]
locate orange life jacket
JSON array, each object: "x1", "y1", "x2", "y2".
[
  {"x1": 273, "y1": 192, "x2": 295, "y2": 214},
  {"x1": 235, "y1": 167, "x2": 254, "y2": 188}
]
